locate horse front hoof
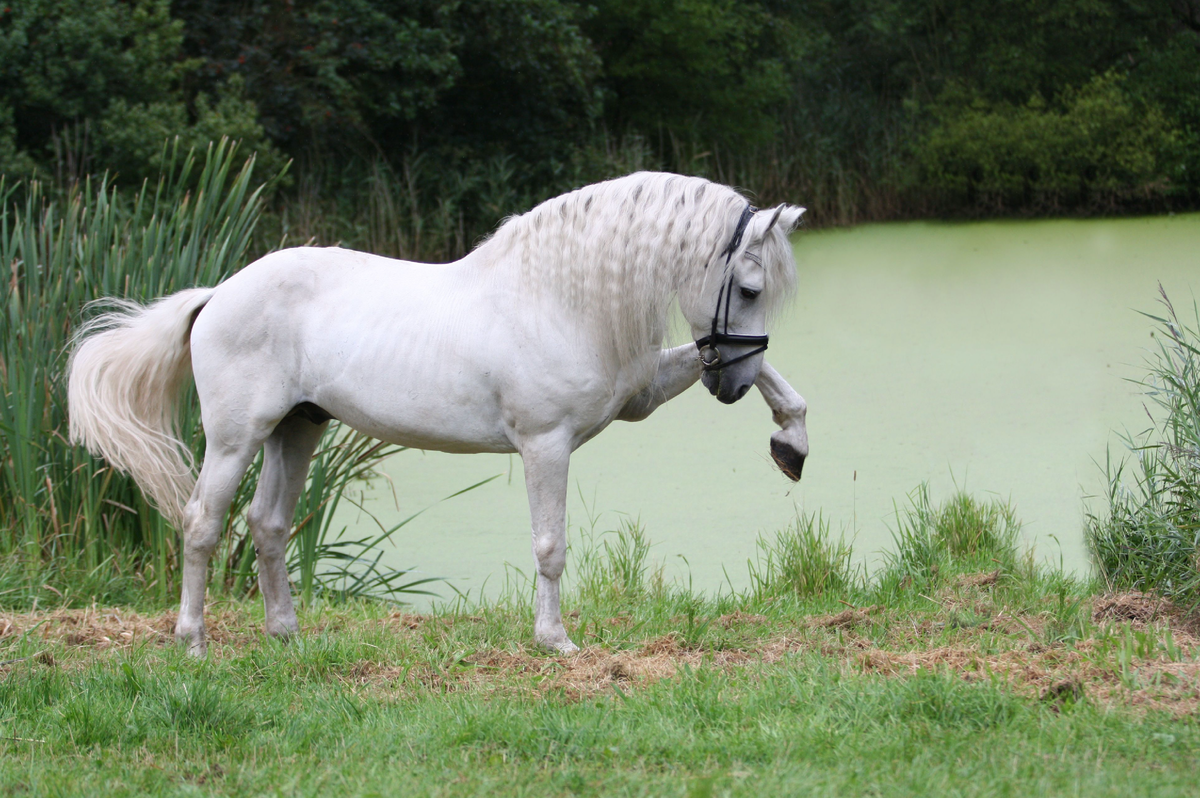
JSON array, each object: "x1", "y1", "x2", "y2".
[
  {"x1": 770, "y1": 436, "x2": 805, "y2": 481},
  {"x1": 536, "y1": 631, "x2": 579, "y2": 654},
  {"x1": 265, "y1": 618, "x2": 300, "y2": 640},
  {"x1": 176, "y1": 633, "x2": 207, "y2": 658},
  {"x1": 175, "y1": 622, "x2": 208, "y2": 657}
]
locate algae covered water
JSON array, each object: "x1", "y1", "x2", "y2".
[{"x1": 338, "y1": 214, "x2": 1200, "y2": 603}]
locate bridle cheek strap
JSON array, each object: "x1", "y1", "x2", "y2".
[{"x1": 694, "y1": 204, "x2": 768, "y2": 372}]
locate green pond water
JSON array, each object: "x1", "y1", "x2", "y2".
[{"x1": 336, "y1": 214, "x2": 1200, "y2": 605}]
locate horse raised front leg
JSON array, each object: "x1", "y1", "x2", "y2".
[
  {"x1": 520, "y1": 437, "x2": 578, "y2": 653},
  {"x1": 756, "y1": 361, "x2": 808, "y2": 481},
  {"x1": 616, "y1": 344, "x2": 703, "y2": 421},
  {"x1": 246, "y1": 415, "x2": 328, "y2": 640}
]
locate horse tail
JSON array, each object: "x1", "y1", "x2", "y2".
[{"x1": 68, "y1": 288, "x2": 218, "y2": 528}]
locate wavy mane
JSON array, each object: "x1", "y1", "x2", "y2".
[{"x1": 477, "y1": 172, "x2": 798, "y2": 369}]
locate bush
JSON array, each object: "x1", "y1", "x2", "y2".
[
  {"x1": 1087, "y1": 288, "x2": 1200, "y2": 604},
  {"x1": 913, "y1": 72, "x2": 1180, "y2": 213},
  {"x1": 0, "y1": 0, "x2": 283, "y2": 184}
]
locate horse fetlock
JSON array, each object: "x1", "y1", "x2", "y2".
[
  {"x1": 175, "y1": 620, "x2": 207, "y2": 657},
  {"x1": 533, "y1": 544, "x2": 566, "y2": 577},
  {"x1": 248, "y1": 513, "x2": 290, "y2": 544},
  {"x1": 182, "y1": 529, "x2": 220, "y2": 557}
]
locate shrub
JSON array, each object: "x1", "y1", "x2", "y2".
[
  {"x1": 0, "y1": 0, "x2": 283, "y2": 184},
  {"x1": 913, "y1": 72, "x2": 1180, "y2": 213},
  {"x1": 1087, "y1": 288, "x2": 1200, "y2": 604}
]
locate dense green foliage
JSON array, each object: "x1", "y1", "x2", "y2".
[
  {"x1": 2, "y1": 0, "x2": 1198, "y2": 242},
  {"x1": 1088, "y1": 289, "x2": 1200, "y2": 604}
]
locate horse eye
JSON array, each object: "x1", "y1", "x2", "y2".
[{"x1": 740, "y1": 287, "x2": 760, "y2": 300}]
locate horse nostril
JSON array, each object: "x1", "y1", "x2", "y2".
[{"x1": 736, "y1": 383, "x2": 750, "y2": 400}]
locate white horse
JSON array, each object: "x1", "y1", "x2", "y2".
[{"x1": 68, "y1": 171, "x2": 809, "y2": 655}]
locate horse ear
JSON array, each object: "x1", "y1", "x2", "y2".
[{"x1": 763, "y1": 204, "x2": 806, "y2": 235}]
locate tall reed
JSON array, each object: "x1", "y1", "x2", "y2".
[
  {"x1": 0, "y1": 140, "x2": 414, "y2": 606},
  {"x1": 0, "y1": 140, "x2": 264, "y2": 600}
]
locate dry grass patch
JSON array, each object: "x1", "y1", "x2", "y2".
[
  {"x1": 809, "y1": 605, "x2": 882, "y2": 629},
  {"x1": 1093, "y1": 591, "x2": 1176, "y2": 624},
  {"x1": 5, "y1": 596, "x2": 1200, "y2": 714},
  {"x1": 1, "y1": 607, "x2": 175, "y2": 649},
  {"x1": 954, "y1": 570, "x2": 1001, "y2": 589},
  {"x1": 717, "y1": 611, "x2": 767, "y2": 628}
]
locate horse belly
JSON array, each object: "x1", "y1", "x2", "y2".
[{"x1": 315, "y1": 371, "x2": 515, "y2": 454}]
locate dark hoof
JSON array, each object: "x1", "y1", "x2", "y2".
[{"x1": 770, "y1": 438, "x2": 805, "y2": 481}]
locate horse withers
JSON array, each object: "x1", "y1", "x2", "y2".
[{"x1": 67, "y1": 171, "x2": 809, "y2": 655}]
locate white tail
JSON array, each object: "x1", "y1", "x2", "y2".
[{"x1": 68, "y1": 288, "x2": 217, "y2": 528}]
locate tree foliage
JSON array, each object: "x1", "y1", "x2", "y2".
[
  {"x1": 0, "y1": 0, "x2": 1197, "y2": 215},
  {"x1": 0, "y1": 0, "x2": 282, "y2": 181},
  {"x1": 914, "y1": 73, "x2": 1180, "y2": 212}
]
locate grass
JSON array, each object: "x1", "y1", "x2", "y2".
[
  {"x1": 748, "y1": 513, "x2": 857, "y2": 600},
  {"x1": 1087, "y1": 287, "x2": 1200, "y2": 605},
  {"x1": 871, "y1": 484, "x2": 1023, "y2": 606},
  {"x1": 1, "y1": 492, "x2": 1195, "y2": 796}
]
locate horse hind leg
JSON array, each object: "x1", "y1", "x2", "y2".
[
  {"x1": 176, "y1": 434, "x2": 269, "y2": 656},
  {"x1": 246, "y1": 414, "x2": 328, "y2": 639}
]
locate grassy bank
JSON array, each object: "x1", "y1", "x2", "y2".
[{"x1": 2, "y1": 494, "x2": 1199, "y2": 797}]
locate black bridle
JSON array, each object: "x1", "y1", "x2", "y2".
[{"x1": 694, "y1": 204, "x2": 768, "y2": 372}]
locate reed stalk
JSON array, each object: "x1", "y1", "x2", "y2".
[{"x1": 0, "y1": 139, "x2": 423, "y2": 605}]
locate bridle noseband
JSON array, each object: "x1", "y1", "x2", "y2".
[{"x1": 694, "y1": 204, "x2": 768, "y2": 372}]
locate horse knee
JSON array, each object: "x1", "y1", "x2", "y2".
[{"x1": 533, "y1": 536, "x2": 566, "y2": 579}]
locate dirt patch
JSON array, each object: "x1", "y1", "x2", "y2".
[
  {"x1": 461, "y1": 641, "x2": 765, "y2": 699},
  {"x1": 1093, "y1": 592, "x2": 1175, "y2": 624},
  {"x1": 810, "y1": 605, "x2": 881, "y2": 630},
  {"x1": 5, "y1": 598, "x2": 1200, "y2": 713},
  {"x1": 717, "y1": 611, "x2": 767, "y2": 629},
  {"x1": 1091, "y1": 591, "x2": 1200, "y2": 638},
  {"x1": 955, "y1": 571, "x2": 1000, "y2": 589},
  {"x1": 0, "y1": 607, "x2": 263, "y2": 651},
  {"x1": 0, "y1": 608, "x2": 174, "y2": 649}
]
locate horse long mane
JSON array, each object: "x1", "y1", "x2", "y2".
[{"x1": 478, "y1": 172, "x2": 798, "y2": 369}]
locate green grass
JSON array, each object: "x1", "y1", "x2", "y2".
[
  {"x1": 0, "y1": 589, "x2": 1194, "y2": 796},
  {"x1": 748, "y1": 513, "x2": 858, "y2": 600},
  {"x1": 1087, "y1": 287, "x2": 1200, "y2": 605},
  {"x1": 0, "y1": 494, "x2": 1196, "y2": 797}
]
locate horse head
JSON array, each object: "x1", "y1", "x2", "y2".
[{"x1": 687, "y1": 203, "x2": 805, "y2": 404}]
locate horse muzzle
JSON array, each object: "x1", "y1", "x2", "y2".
[{"x1": 701, "y1": 366, "x2": 755, "y2": 404}]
